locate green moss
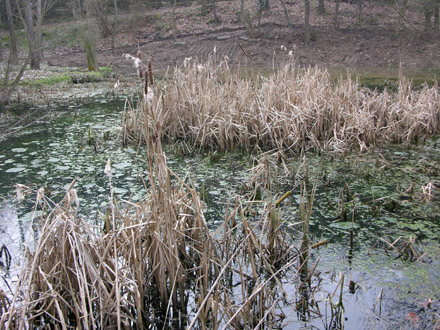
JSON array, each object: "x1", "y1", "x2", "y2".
[
  {"x1": 98, "y1": 66, "x2": 113, "y2": 78},
  {"x1": 19, "y1": 68, "x2": 111, "y2": 87},
  {"x1": 20, "y1": 74, "x2": 72, "y2": 86}
]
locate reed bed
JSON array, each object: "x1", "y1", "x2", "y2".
[
  {"x1": 1, "y1": 80, "x2": 323, "y2": 329},
  {"x1": 123, "y1": 58, "x2": 439, "y2": 153}
]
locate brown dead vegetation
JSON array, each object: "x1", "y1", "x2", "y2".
[{"x1": 123, "y1": 57, "x2": 440, "y2": 154}]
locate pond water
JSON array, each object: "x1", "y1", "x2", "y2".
[{"x1": 0, "y1": 98, "x2": 439, "y2": 329}]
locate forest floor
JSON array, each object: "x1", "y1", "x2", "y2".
[
  {"x1": 44, "y1": 0, "x2": 440, "y2": 76},
  {"x1": 2, "y1": 0, "x2": 440, "y2": 104}
]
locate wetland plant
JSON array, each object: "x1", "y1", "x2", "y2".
[
  {"x1": 122, "y1": 58, "x2": 439, "y2": 154},
  {"x1": 1, "y1": 78, "x2": 328, "y2": 329}
]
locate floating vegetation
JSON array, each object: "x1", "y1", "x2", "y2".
[{"x1": 372, "y1": 236, "x2": 426, "y2": 262}]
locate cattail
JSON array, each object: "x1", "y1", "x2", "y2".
[
  {"x1": 36, "y1": 187, "x2": 44, "y2": 205},
  {"x1": 104, "y1": 159, "x2": 112, "y2": 179},
  {"x1": 16, "y1": 184, "x2": 26, "y2": 201},
  {"x1": 69, "y1": 189, "x2": 79, "y2": 209},
  {"x1": 124, "y1": 53, "x2": 143, "y2": 78},
  {"x1": 183, "y1": 57, "x2": 192, "y2": 68},
  {"x1": 138, "y1": 51, "x2": 143, "y2": 80},
  {"x1": 144, "y1": 69, "x2": 148, "y2": 100},
  {"x1": 148, "y1": 60, "x2": 154, "y2": 85}
]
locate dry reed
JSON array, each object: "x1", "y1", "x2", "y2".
[{"x1": 123, "y1": 58, "x2": 439, "y2": 153}]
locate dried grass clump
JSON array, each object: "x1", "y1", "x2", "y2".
[
  {"x1": 123, "y1": 58, "x2": 439, "y2": 153},
  {"x1": 2, "y1": 86, "x2": 317, "y2": 329}
]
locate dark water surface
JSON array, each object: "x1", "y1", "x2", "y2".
[{"x1": 0, "y1": 98, "x2": 439, "y2": 329}]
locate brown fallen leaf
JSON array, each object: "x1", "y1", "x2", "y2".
[{"x1": 405, "y1": 312, "x2": 419, "y2": 325}]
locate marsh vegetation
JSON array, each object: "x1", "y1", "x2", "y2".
[{"x1": 0, "y1": 59, "x2": 439, "y2": 329}]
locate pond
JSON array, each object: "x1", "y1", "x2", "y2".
[{"x1": 0, "y1": 98, "x2": 439, "y2": 329}]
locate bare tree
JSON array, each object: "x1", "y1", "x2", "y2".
[
  {"x1": 70, "y1": 0, "x2": 99, "y2": 71},
  {"x1": 36, "y1": 0, "x2": 43, "y2": 61},
  {"x1": 21, "y1": 0, "x2": 41, "y2": 69},
  {"x1": 71, "y1": 0, "x2": 86, "y2": 19},
  {"x1": 5, "y1": 0, "x2": 19, "y2": 65},
  {"x1": 111, "y1": 0, "x2": 118, "y2": 54},
  {"x1": 240, "y1": 0, "x2": 245, "y2": 22},
  {"x1": 84, "y1": 7, "x2": 99, "y2": 70},
  {"x1": 258, "y1": 0, "x2": 269, "y2": 12},
  {"x1": 201, "y1": 0, "x2": 207, "y2": 16},
  {"x1": 423, "y1": 0, "x2": 439, "y2": 33},
  {"x1": 304, "y1": 0, "x2": 311, "y2": 44},
  {"x1": 318, "y1": 0, "x2": 325, "y2": 14},
  {"x1": 335, "y1": 0, "x2": 340, "y2": 29},
  {"x1": 90, "y1": 0, "x2": 111, "y2": 37},
  {"x1": 435, "y1": 1, "x2": 439, "y2": 33},
  {"x1": 357, "y1": 0, "x2": 363, "y2": 24},
  {"x1": 279, "y1": 0, "x2": 292, "y2": 27},
  {"x1": 1, "y1": 53, "x2": 31, "y2": 104},
  {"x1": 212, "y1": 0, "x2": 220, "y2": 23},
  {"x1": 172, "y1": 0, "x2": 178, "y2": 41}
]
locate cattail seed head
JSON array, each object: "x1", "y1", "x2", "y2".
[
  {"x1": 148, "y1": 60, "x2": 154, "y2": 85},
  {"x1": 16, "y1": 184, "x2": 26, "y2": 201},
  {"x1": 144, "y1": 70, "x2": 149, "y2": 99},
  {"x1": 104, "y1": 159, "x2": 112, "y2": 179}
]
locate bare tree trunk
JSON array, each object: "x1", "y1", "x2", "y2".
[
  {"x1": 279, "y1": 0, "x2": 292, "y2": 28},
  {"x1": 84, "y1": 34, "x2": 98, "y2": 71},
  {"x1": 318, "y1": 0, "x2": 325, "y2": 14},
  {"x1": 434, "y1": 1, "x2": 439, "y2": 33},
  {"x1": 212, "y1": 0, "x2": 220, "y2": 23},
  {"x1": 304, "y1": 0, "x2": 311, "y2": 45},
  {"x1": 424, "y1": 1, "x2": 433, "y2": 31},
  {"x1": 22, "y1": 0, "x2": 41, "y2": 69},
  {"x1": 1, "y1": 52, "x2": 31, "y2": 104},
  {"x1": 172, "y1": 0, "x2": 177, "y2": 41},
  {"x1": 240, "y1": 0, "x2": 245, "y2": 22},
  {"x1": 258, "y1": 0, "x2": 269, "y2": 11},
  {"x1": 357, "y1": 0, "x2": 363, "y2": 24},
  {"x1": 335, "y1": 0, "x2": 340, "y2": 29},
  {"x1": 84, "y1": 0, "x2": 99, "y2": 71},
  {"x1": 36, "y1": 0, "x2": 44, "y2": 61},
  {"x1": 111, "y1": 0, "x2": 118, "y2": 55},
  {"x1": 71, "y1": 0, "x2": 83, "y2": 19},
  {"x1": 201, "y1": 0, "x2": 207, "y2": 16},
  {"x1": 5, "y1": 0, "x2": 19, "y2": 64}
]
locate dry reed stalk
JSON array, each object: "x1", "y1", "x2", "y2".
[
  {"x1": 123, "y1": 58, "x2": 439, "y2": 154},
  {"x1": 3, "y1": 170, "x2": 309, "y2": 329}
]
